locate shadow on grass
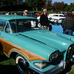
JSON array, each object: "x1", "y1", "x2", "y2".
[
  {"x1": 60, "y1": 62, "x2": 74, "y2": 74},
  {"x1": 0, "y1": 52, "x2": 74, "y2": 74},
  {"x1": 0, "y1": 52, "x2": 20, "y2": 74},
  {"x1": 0, "y1": 65, "x2": 20, "y2": 74},
  {"x1": 0, "y1": 54, "x2": 8, "y2": 62}
]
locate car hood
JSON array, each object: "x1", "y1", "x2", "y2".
[
  {"x1": 11, "y1": 30, "x2": 74, "y2": 61},
  {"x1": 18, "y1": 30, "x2": 73, "y2": 51},
  {"x1": 49, "y1": 17, "x2": 65, "y2": 19}
]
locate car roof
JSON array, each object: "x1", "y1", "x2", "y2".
[
  {"x1": 49, "y1": 14, "x2": 64, "y2": 15},
  {"x1": 0, "y1": 15, "x2": 36, "y2": 21}
]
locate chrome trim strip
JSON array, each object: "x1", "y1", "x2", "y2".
[
  {"x1": 29, "y1": 60, "x2": 65, "y2": 74},
  {"x1": 29, "y1": 66, "x2": 64, "y2": 74}
]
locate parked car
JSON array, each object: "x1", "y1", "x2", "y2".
[
  {"x1": 35, "y1": 13, "x2": 41, "y2": 17},
  {"x1": 48, "y1": 13, "x2": 65, "y2": 24},
  {"x1": 0, "y1": 15, "x2": 74, "y2": 74},
  {"x1": 29, "y1": 12, "x2": 39, "y2": 17},
  {"x1": 48, "y1": 13, "x2": 65, "y2": 19},
  {"x1": 37, "y1": 13, "x2": 65, "y2": 25},
  {"x1": 50, "y1": 20, "x2": 74, "y2": 35}
]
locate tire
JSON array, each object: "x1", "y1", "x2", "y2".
[
  {"x1": 0, "y1": 43, "x2": 3, "y2": 52},
  {"x1": 16, "y1": 54, "x2": 30, "y2": 74}
]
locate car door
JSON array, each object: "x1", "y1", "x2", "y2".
[
  {"x1": 0, "y1": 21, "x2": 13, "y2": 54},
  {"x1": 0, "y1": 21, "x2": 7, "y2": 52},
  {"x1": 0, "y1": 21, "x2": 6, "y2": 37}
]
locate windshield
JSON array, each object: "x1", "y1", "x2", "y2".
[{"x1": 9, "y1": 19, "x2": 40, "y2": 33}]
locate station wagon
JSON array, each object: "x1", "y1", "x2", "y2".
[{"x1": 0, "y1": 15, "x2": 74, "y2": 74}]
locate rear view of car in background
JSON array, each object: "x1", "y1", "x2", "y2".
[{"x1": 48, "y1": 13, "x2": 65, "y2": 25}]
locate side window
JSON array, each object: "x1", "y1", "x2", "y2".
[
  {"x1": 0, "y1": 21, "x2": 6, "y2": 31},
  {"x1": 5, "y1": 23, "x2": 11, "y2": 33},
  {"x1": 60, "y1": 15, "x2": 64, "y2": 17},
  {"x1": 53, "y1": 15, "x2": 58, "y2": 16}
]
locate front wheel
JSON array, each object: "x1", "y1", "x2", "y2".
[{"x1": 16, "y1": 54, "x2": 30, "y2": 74}]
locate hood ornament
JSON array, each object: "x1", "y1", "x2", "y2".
[{"x1": 70, "y1": 38, "x2": 71, "y2": 41}]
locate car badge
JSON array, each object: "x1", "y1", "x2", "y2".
[{"x1": 70, "y1": 38, "x2": 71, "y2": 41}]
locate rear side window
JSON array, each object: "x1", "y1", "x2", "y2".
[
  {"x1": 59, "y1": 15, "x2": 64, "y2": 17},
  {"x1": 0, "y1": 21, "x2": 6, "y2": 31},
  {"x1": 53, "y1": 15, "x2": 58, "y2": 16}
]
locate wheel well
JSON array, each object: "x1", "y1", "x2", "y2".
[
  {"x1": 0, "y1": 43, "x2": 3, "y2": 52},
  {"x1": 16, "y1": 54, "x2": 29, "y2": 66},
  {"x1": 10, "y1": 52, "x2": 29, "y2": 65},
  {"x1": 10, "y1": 52, "x2": 17, "y2": 59}
]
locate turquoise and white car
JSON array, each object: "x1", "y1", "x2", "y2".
[{"x1": 0, "y1": 15, "x2": 74, "y2": 74}]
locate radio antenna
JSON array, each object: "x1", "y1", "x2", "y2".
[{"x1": 15, "y1": 15, "x2": 17, "y2": 33}]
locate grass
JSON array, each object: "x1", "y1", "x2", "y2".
[
  {"x1": 0, "y1": 51, "x2": 74, "y2": 74},
  {"x1": 28, "y1": 10, "x2": 54, "y2": 14},
  {"x1": 68, "y1": 65, "x2": 74, "y2": 74},
  {"x1": 0, "y1": 52, "x2": 19, "y2": 74},
  {"x1": 0, "y1": 10, "x2": 54, "y2": 14}
]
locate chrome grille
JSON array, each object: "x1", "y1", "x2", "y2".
[{"x1": 66, "y1": 44, "x2": 74, "y2": 63}]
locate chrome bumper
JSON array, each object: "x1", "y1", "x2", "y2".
[
  {"x1": 70, "y1": 55, "x2": 74, "y2": 62},
  {"x1": 29, "y1": 60, "x2": 66, "y2": 74}
]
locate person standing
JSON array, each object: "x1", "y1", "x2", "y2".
[
  {"x1": 40, "y1": 9, "x2": 49, "y2": 31},
  {"x1": 62, "y1": 12, "x2": 74, "y2": 35},
  {"x1": 18, "y1": 11, "x2": 23, "y2": 16},
  {"x1": 72, "y1": 11, "x2": 74, "y2": 34},
  {"x1": 14, "y1": 12, "x2": 17, "y2": 15},
  {"x1": 23, "y1": 10, "x2": 29, "y2": 16},
  {"x1": 5, "y1": 11, "x2": 10, "y2": 15}
]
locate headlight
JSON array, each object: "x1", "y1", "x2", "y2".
[
  {"x1": 34, "y1": 62, "x2": 50, "y2": 69},
  {"x1": 67, "y1": 47, "x2": 71, "y2": 53},
  {"x1": 49, "y1": 51, "x2": 59, "y2": 61},
  {"x1": 54, "y1": 19, "x2": 57, "y2": 23},
  {"x1": 68, "y1": 47, "x2": 71, "y2": 51},
  {"x1": 69, "y1": 47, "x2": 71, "y2": 50},
  {"x1": 58, "y1": 19, "x2": 62, "y2": 23},
  {"x1": 54, "y1": 51, "x2": 59, "y2": 58},
  {"x1": 50, "y1": 54, "x2": 54, "y2": 61},
  {"x1": 66, "y1": 44, "x2": 74, "y2": 62}
]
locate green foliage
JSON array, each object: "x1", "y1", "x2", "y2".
[
  {"x1": 69, "y1": 3, "x2": 74, "y2": 11},
  {"x1": 26, "y1": 0, "x2": 45, "y2": 9},
  {"x1": 52, "y1": 2, "x2": 68, "y2": 11},
  {"x1": 0, "y1": 0, "x2": 73, "y2": 11},
  {"x1": 64, "y1": 3, "x2": 74, "y2": 11},
  {"x1": 0, "y1": 0, "x2": 23, "y2": 6},
  {"x1": 46, "y1": 0, "x2": 52, "y2": 10}
]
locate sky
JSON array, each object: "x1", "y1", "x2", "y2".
[
  {"x1": 23, "y1": 0, "x2": 74, "y2": 5},
  {"x1": 52, "y1": 0, "x2": 74, "y2": 5}
]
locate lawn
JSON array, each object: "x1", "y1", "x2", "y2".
[
  {"x1": 0, "y1": 52, "x2": 19, "y2": 74},
  {"x1": 0, "y1": 10, "x2": 54, "y2": 15},
  {"x1": 0, "y1": 51, "x2": 74, "y2": 74}
]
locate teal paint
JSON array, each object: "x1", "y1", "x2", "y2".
[{"x1": 0, "y1": 15, "x2": 74, "y2": 73}]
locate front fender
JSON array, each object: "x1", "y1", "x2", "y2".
[{"x1": 7, "y1": 48, "x2": 46, "y2": 61}]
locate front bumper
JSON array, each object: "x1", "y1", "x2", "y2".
[
  {"x1": 29, "y1": 60, "x2": 66, "y2": 74},
  {"x1": 70, "y1": 55, "x2": 74, "y2": 62}
]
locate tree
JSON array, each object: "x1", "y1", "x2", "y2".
[
  {"x1": 53, "y1": 2, "x2": 68, "y2": 11},
  {"x1": 17, "y1": 0, "x2": 23, "y2": 4},
  {"x1": 0, "y1": 0, "x2": 23, "y2": 6},
  {"x1": 69, "y1": 3, "x2": 74, "y2": 11},
  {"x1": 0, "y1": 0, "x2": 24, "y2": 10},
  {"x1": 26, "y1": 0, "x2": 46, "y2": 10},
  {"x1": 46, "y1": 0, "x2": 52, "y2": 10}
]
